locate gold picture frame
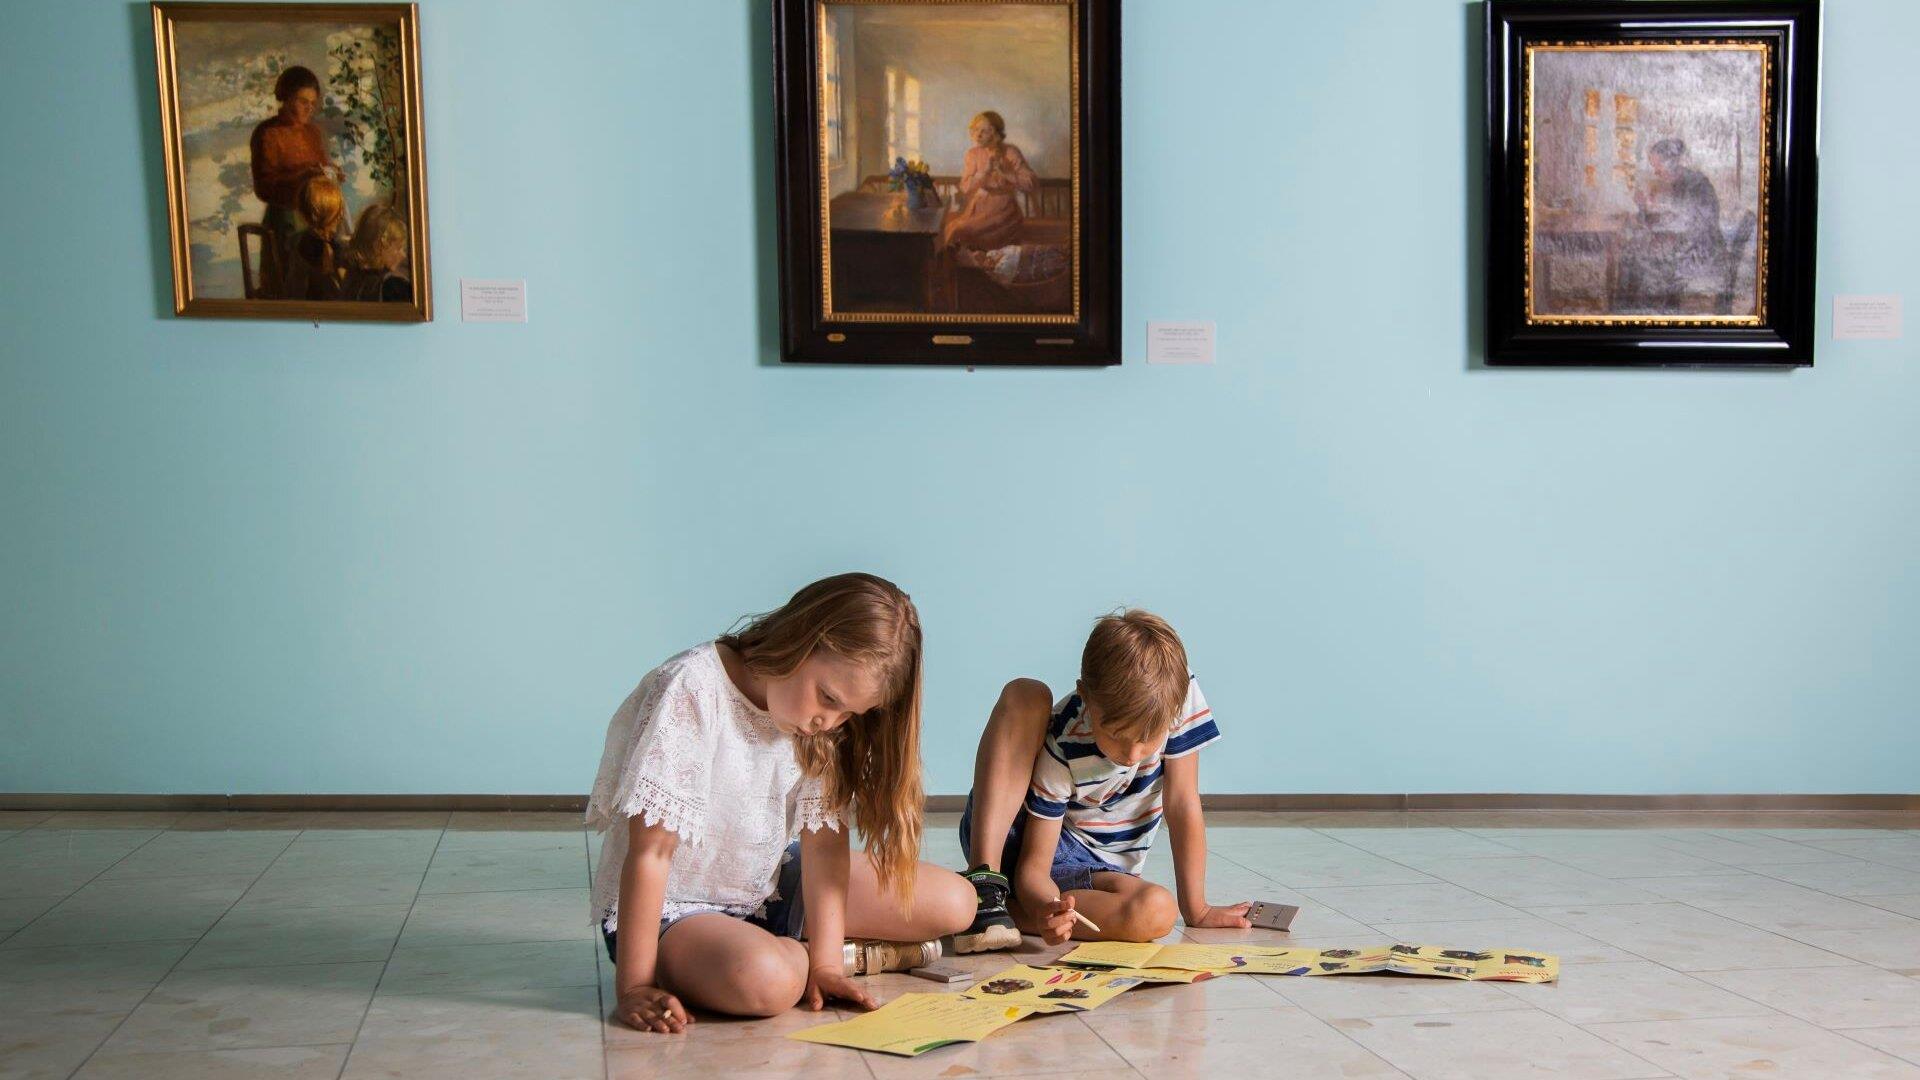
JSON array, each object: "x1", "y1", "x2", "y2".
[{"x1": 152, "y1": 2, "x2": 431, "y2": 321}]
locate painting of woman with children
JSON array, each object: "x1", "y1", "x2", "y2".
[{"x1": 152, "y1": 3, "x2": 431, "y2": 320}]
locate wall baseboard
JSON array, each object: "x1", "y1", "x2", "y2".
[{"x1": 3, "y1": 793, "x2": 1915, "y2": 813}]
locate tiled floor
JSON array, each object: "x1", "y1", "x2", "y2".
[{"x1": 2, "y1": 809, "x2": 1918, "y2": 1079}]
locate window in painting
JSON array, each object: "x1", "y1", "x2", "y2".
[{"x1": 885, "y1": 65, "x2": 921, "y2": 165}]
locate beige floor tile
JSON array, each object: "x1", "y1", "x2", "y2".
[
  {"x1": 1365, "y1": 915, "x2": 1641, "y2": 964},
  {"x1": 445, "y1": 811, "x2": 585, "y2": 834},
  {"x1": 1773, "y1": 926, "x2": 1920, "y2": 970},
  {"x1": 0, "y1": 979, "x2": 155, "y2": 1022},
  {"x1": 0, "y1": 940, "x2": 194, "y2": 991},
  {"x1": 1588, "y1": 1014, "x2": 1920, "y2": 1078},
  {"x1": 0, "y1": 1007, "x2": 132, "y2": 1080},
  {"x1": 379, "y1": 938, "x2": 598, "y2": 996},
  {"x1": 3, "y1": 874, "x2": 256, "y2": 947},
  {"x1": 606, "y1": 1032, "x2": 874, "y2": 1080},
  {"x1": 0, "y1": 864, "x2": 108, "y2": 900},
  {"x1": 1798, "y1": 837, "x2": 1920, "y2": 866},
  {"x1": 1301, "y1": 883, "x2": 1525, "y2": 924},
  {"x1": 0, "y1": 829, "x2": 161, "y2": 869},
  {"x1": 861, "y1": 1011, "x2": 1128, "y2": 1078},
  {"x1": 1622, "y1": 873, "x2": 1919, "y2": 934},
  {"x1": 1498, "y1": 960, "x2": 1774, "y2": 1023},
  {"x1": 177, "y1": 903, "x2": 411, "y2": 970},
  {"x1": 300, "y1": 810, "x2": 450, "y2": 833},
  {"x1": 419, "y1": 843, "x2": 589, "y2": 894},
  {"x1": 0, "y1": 895, "x2": 62, "y2": 934},
  {"x1": 1845, "y1": 814, "x2": 1920, "y2": 830},
  {"x1": 342, "y1": 984, "x2": 602, "y2": 1080},
  {"x1": 97, "y1": 961, "x2": 382, "y2": 1053},
  {"x1": 1338, "y1": 1009, "x2": 1669, "y2": 1079},
  {"x1": 1530, "y1": 903, "x2": 1860, "y2": 972},
  {"x1": 1696, "y1": 964, "x2": 1920, "y2": 1029},
  {"x1": 1403, "y1": 856, "x2": 1668, "y2": 907},
  {"x1": 397, "y1": 887, "x2": 594, "y2": 948},
  {"x1": 1257, "y1": 972, "x2": 1536, "y2": 1021},
  {"x1": 268, "y1": 837, "x2": 440, "y2": 879},
  {"x1": 1851, "y1": 1027, "x2": 1920, "y2": 1066},
  {"x1": 0, "y1": 811, "x2": 56, "y2": 829},
  {"x1": 39, "y1": 811, "x2": 185, "y2": 830},
  {"x1": 232, "y1": 868, "x2": 425, "y2": 911},
  {"x1": 165, "y1": 812, "x2": 316, "y2": 832},
  {"x1": 72, "y1": 1043, "x2": 352, "y2": 1080},
  {"x1": 1310, "y1": 828, "x2": 1526, "y2": 859},
  {"x1": 1083, "y1": 1004, "x2": 1404, "y2": 1077},
  {"x1": 94, "y1": 832, "x2": 294, "y2": 880},
  {"x1": 1243, "y1": 848, "x2": 1439, "y2": 890},
  {"x1": 1864, "y1": 894, "x2": 1920, "y2": 919},
  {"x1": 1766, "y1": 860, "x2": 1920, "y2": 897},
  {"x1": 1654, "y1": 832, "x2": 1848, "y2": 869}
]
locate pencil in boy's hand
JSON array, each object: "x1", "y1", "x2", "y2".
[{"x1": 1070, "y1": 908, "x2": 1101, "y2": 934}]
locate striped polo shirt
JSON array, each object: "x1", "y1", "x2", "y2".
[{"x1": 1023, "y1": 675, "x2": 1220, "y2": 874}]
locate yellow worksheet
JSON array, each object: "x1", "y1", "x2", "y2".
[
  {"x1": 787, "y1": 993, "x2": 1034, "y2": 1056},
  {"x1": 1056, "y1": 940, "x2": 1291, "y2": 972},
  {"x1": 1059, "y1": 941, "x2": 1559, "y2": 982},
  {"x1": 959, "y1": 964, "x2": 1147, "y2": 1013}
]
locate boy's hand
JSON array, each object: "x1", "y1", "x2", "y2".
[
  {"x1": 1186, "y1": 901, "x2": 1253, "y2": 929},
  {"x1": 806, "y1": 964, "x2": 876, "y2": 1012},
  {"x1": 1037, "y1": 894, "x2": 1079, "y2": 945},
  {"x1": 615, "y1": 985, "x2": 693, "y2": 1034}
]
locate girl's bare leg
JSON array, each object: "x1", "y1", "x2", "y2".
[
  {"x1": 654, "y1": 914, "x2": 810, "y2": 1018},
  {"x1": 843, "y1": 856, "x2": 975, "y2": 941}
]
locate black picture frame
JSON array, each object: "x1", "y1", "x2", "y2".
[
  {"x1": 773, "y1": 0, "x2": 1120, "y2": 366},
  {"x1": 1484, "y1": 0, "x2": 1820, "y2": 367}
]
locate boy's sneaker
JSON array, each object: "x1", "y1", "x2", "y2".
[
  {"x1": 844, "y1": 938, "x2": 941, "y2": 976},
  {"x1": 953, "y1": 865, "x2": 1023, "y2": 953}
]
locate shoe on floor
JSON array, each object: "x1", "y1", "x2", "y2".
[
  {"x1": 845, "y1": 938, "x2": 941, "y2": 976},
  {"x1": 953, "y1": 864, "x2": 1023, "y2": 954}
]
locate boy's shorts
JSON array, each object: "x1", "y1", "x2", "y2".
[
  {"x1": 601, "y1": 840, "x2": 806, "y2": 962},
  {"x1": 958, "y1": 794, "x2": 1126, "y2": 893}
]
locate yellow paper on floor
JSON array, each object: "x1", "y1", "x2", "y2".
[
  {"x1": 1057, "y1": 942, "x2": 1559, "y2": 982},
  {"x1": 786, "y1": 992, "x2": 1034, "y2": 1056},
  {"x1": 1056, "y1": 940, "x2": 1290, "y2": 972},
  {"x1": 958, "y1": 964, "x2": 1147, "y2": 1013},
  {"x1": 1108, "y1": 965, "x2": 1218, "y2": 984}
]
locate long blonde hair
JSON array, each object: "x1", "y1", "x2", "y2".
[{"x1": 718, "y1": 573, "x2": 924, "y2": 905}]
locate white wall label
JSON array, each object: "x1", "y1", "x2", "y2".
[
  {"x1": 461, "y1": 279, "x2": 528, "y2": 323},
  {"x1": 1834, "y1": 294, "x2": 1901, "y2": 340},
  {"x1": 1146, "y1": 321, "x2": 1215, "y2": 364}
]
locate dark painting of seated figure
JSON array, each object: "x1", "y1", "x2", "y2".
[
  {"x1": 817, "y1": 1, "x2": 1076, "y2": 321},
  {"x1": 1527, "y1": 43, "x2": 1767, "y2": 324}
]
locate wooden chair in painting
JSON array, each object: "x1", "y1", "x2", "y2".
[{"x1": 236, "y1": 223, "x2": 284, "y2": 300}]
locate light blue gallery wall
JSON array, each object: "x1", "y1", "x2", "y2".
[{"x1": 3, "y1": 1, "x2": 1916, "y2": 796}]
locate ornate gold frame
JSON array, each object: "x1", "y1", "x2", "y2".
[
  {"x1": 151, "y1": 2, "x2": 431, "y2": 321},
  {"x1": 1523, "y1": 40, "x2": 1770, "y2": 327},
  {"x1": 814, "y1": 0, "x2": 1080, "y2": 325}
]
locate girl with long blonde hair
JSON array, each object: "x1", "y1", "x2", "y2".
[{"x1": 586, "y1": 573, "x2": 973, "y2": 1033}]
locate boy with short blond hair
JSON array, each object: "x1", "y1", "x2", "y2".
[{"x1": 954, "y1": 610, "x2": 1250, "y2": 953}]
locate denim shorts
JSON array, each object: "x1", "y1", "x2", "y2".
[
  {"x1": 958, "y1": 794, "x2": 1124, "y2": 893},
  {"x1": 602, "y1": 840, "x2": 806, "y2": 962}
]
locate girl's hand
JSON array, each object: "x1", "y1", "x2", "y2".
[
  {"x1": 806, "y1": 964, "x2": 876, "y2": 1012},
  {"x1": 1038, "y1": 894, "x2": 1079, "y2": 945},
  {"x1": 614, "y1": 985, "x2": 693, "y2": 1034},
  {"x1": 1187, "y1": 901, "x2": 1253, "y2": 929}
]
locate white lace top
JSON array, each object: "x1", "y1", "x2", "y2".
[{"x1": 586, "y1": 643, "x2": 841, "y2": 928}]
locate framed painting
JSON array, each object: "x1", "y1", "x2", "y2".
[
  {"x1": 1485, "y1": 1, "x2": 1819, "y2": 366},
  {"x1": 152, "y1": 2, "x2": 431, "y2": 321},
  {"x1": 774, "y1": 0, "x2": 1119, "y2": 365}
]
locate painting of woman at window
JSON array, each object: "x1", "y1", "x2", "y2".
[{"x1": 940, "y1": 110, "x2": 1035, "y2": 252}]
